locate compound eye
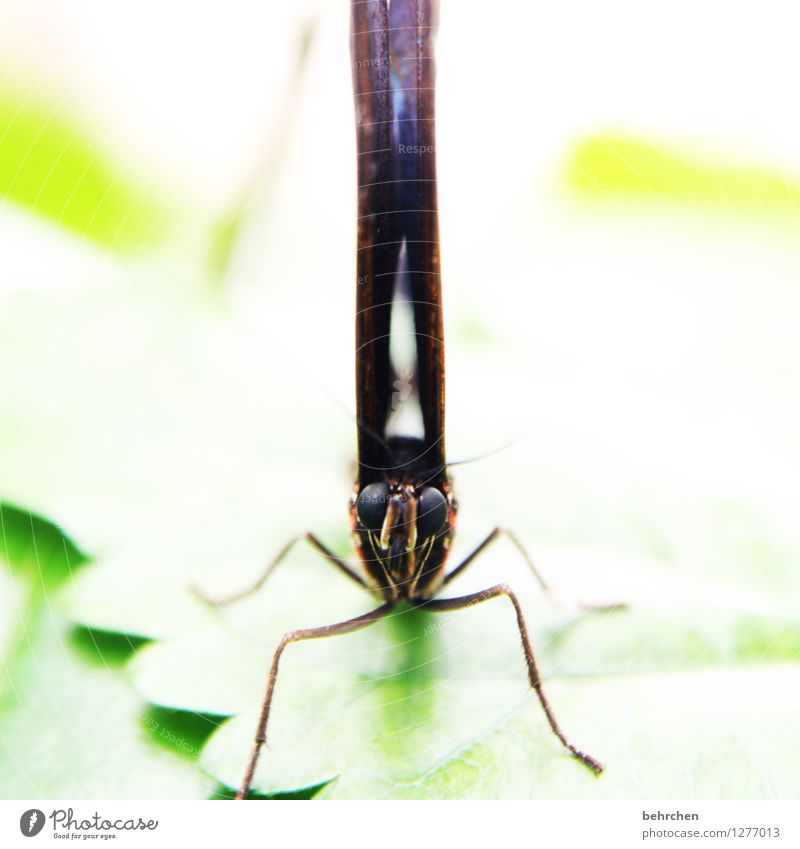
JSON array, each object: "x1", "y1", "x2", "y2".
[
  {"x1": 416, "y1": 487, "x2": 448, "y2": 539},
  {"x1": 356, "y1": 482, "x2": 390, "y2": 532}
]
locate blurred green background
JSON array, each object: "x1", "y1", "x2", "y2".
[{"x1": 1, "y1": 0, "x2": 798, "y2": 799}]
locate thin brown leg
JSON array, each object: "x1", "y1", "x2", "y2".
[
  {"x1": 236, "y1": 602, "x2": 394, "y2": 799},
  {"x1": 192, "y1": 532, "x2": 367, "y2": 606},
  {"x1": 444, "y1": 527, "x2": 549, "y2": 591},
  {"x1": 420, "y1": 583, "x2": 603, "y2": 775},
  {"x1": 443, "y1": 526, "x2": 624, "y2": 613}
]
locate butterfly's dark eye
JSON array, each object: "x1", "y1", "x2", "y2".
[
  {"x1": 416, "y1": 487, "x2": 448, "y2": 538},
  {"x1": 356, "y1": 482, "x2": 390, "y2": 531}
]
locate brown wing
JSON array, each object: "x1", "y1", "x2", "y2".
[
  {"x1": 389, "y1": 0, "x2": 445, "y2": 482},
  {"x1": 352, "y1": 0, "x2": 400, "y2": 484},
  {"x1": 351, "y1": 0, "x2": 445, "y2": 486}
]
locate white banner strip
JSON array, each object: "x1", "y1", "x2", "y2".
[{"x1": 2, "y1": 800, "x2": 798, "y2": 848}]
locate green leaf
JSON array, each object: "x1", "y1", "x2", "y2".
[
  {"x1": 0, "y1": 503, "x2": 90, "y2": 682},
  {"x1": 567, "y1": 134, "x2": 800, "y2": 213},
  {"x1": 0, "y1": 507, "x2": 213, "y2": 798},
  {"x1": 0, "y1": 502, "x2": 88, "y2": 589},
  {"x1": 0, "y1": 611, "x2": 216, "y2": 798},
  {"x1": 317, "y1": 665, "x2": 800, "y2": 800},
  {"x1": 128, "y1": 549, "x2": 800, "y2": 799},
  {"x1": 0, "y1": 89, "x2": 173, "y2": 251}
]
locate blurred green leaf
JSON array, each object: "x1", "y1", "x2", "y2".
[
  {"x1": 0, "y1": 610, "x2": 215, "y2": 798},
  {"x1": 0, "y1": 502, "x2": 87, "y2": 589},
  {"x1": 70, "y1": 626, "x2": 150, "y2": 667},
  {"x1": 567, "y1": 134, "x2": 800, "y2": 212},
  {"x1": 0, "y1": 90, "x2": 172, "y2": 251},
  {"x1": 0, "y1": 503, "x2": 90, "y2": 685},
  {"x1": 316, "y1": 665, "x2": 800, "y2": 799},
  {"x1": 0, "y1": 508, "x2": 212, "y2": 798}
]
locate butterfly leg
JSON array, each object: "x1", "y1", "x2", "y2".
[
  {"x1": 192, "y1": 532, "x2": 367, "y2": 606},
  {"x1": 421, "y1": 584, "x2": 603, "y2": 774},
  {"x1": 443, "y1": 526, "x2": 624, "y2": 613},
  {"x1": 236, "y1": 602, "x2": 394, "y2": 799}
]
